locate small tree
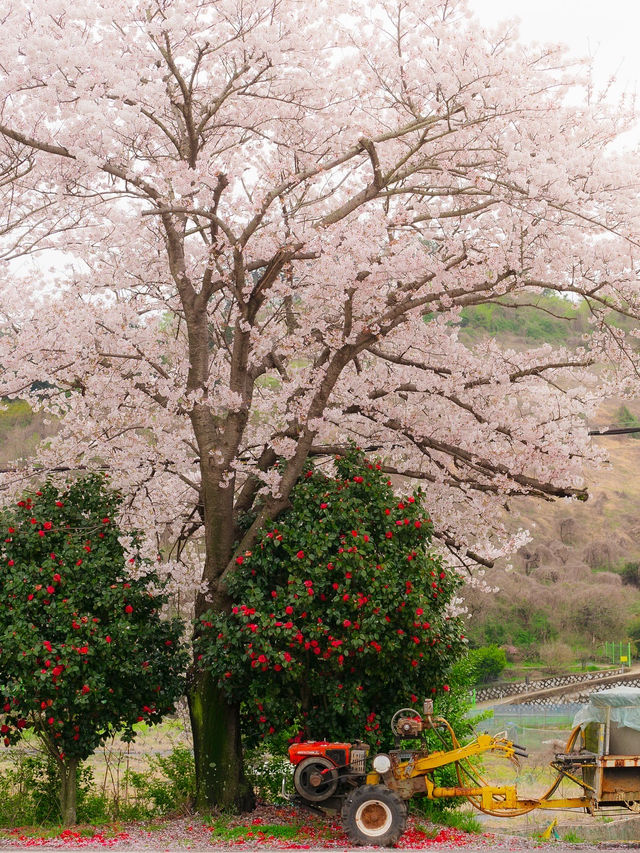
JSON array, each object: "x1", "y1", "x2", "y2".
[
  {"x1": 0, "y1": 475, "x2": 187, "y2": 825},
  {"x1": 468, "y1": 645, "x2": 507, "y2": 684},
  {"x1": 199, "y1": 450, "x2": 467, "y2": 748}
]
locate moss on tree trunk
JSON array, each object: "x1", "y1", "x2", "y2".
[{"x1": 188, "y1": 668, "x2": 255, "y2": 811}]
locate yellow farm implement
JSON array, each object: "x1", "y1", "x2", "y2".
[{"x1": 288, "y1": 690, "x2": 640, "y2": 845}]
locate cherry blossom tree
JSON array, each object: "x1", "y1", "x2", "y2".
[{"x1": 0, "y1": 0, "x2": 640, "y2": 808}]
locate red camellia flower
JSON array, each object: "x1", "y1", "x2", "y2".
[
  {"x1": 102, "y1": 517, "x2": 110, "y2": 524},
  {"x1": 105, "y1": 635, "x2": 111, "y2": 643},
  {"x1": 296, "y1": 550, "x2": 304, "y2": 559},
  {"x1": 385, "y1": 531, "x2": 392, "y2": 539},
  {"x1": 235, "y1": 555, "x2": 244, "y2": 565},
  {"x1": 285, "y1": 605, "x2": 294, "y2": 614},
  {"x1": 443, "y1": 684, "x2": 450, "y2": 691},
  {"x1": 125, "y1": 604, "x2": 133, "y2": 614},
  {"x1": 81, "y1": 685, "x2": 90, "y2": 694},
  {"x1": 52, "y1": 573, "x2": 61, "y2": 582},
  {"x1": 46, "y1": 585, "x2": 55, "y2": 594},
  {"x1": 43, "y1": 521, "x2": 52, "y2": 530}
]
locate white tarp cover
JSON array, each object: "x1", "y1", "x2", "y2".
[{"x1": 573, "y1": 687, "x2": 640, "y2": 732}]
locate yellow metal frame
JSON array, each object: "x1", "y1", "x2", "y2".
[{"x1": 366, "y1": 718, "x2": 591, "y2": 817}]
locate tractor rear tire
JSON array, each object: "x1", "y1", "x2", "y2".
[{"x1": 342, "y1": 784, "x2": 407, "y2": 846}]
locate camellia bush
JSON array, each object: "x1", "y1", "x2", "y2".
[
  {"x1": 0, "y1": 475, "x2": 187, "y2": 825},
  {"x1": 199, "y1": 450, "x2": 467, "y2": 749}
]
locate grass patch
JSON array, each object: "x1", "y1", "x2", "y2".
[
  {"x1": 438, "y1": 810, "x2": 483, "y2": 834},
  {"x1": 0, "y1": 824, "x2": 121, "y2": 840},
  {"x1": 413, "y1": 802, "x2": 483, "y2": 835},
  {"x1": 413, "y1": 822, "x2": 439, "y2": 839},
  {"x1": 138, "y1": 820, "x2": 169, "y2": 833},
  {"x1": 562, "y1": 829, "x2": 584, "y2": 843},
  {"x1": 204, "y1": 816, "x2": 302, "y2": 842}
]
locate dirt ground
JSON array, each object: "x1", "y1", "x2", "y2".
[{"x1": 0, "y1": 804, "x2": 593, "y2": 850}]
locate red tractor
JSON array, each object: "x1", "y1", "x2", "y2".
[
  {"x1": 287, "y1": 702, "x2": 532, "y2": 846},
  {"x1": 288, "y1": 739, "x2": 370, "y2": 804}
]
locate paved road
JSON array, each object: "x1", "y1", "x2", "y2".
[{"x1": 474, "y1": 664, "x2": 640, "y2": 710}]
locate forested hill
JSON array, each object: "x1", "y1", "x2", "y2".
[{"x1": 460, "y1": 291, "x2": 637, "y2": 348}]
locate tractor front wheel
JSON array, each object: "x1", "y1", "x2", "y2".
[{"x1": 342, "y1": 784, "x2": 407, "y2": 846}]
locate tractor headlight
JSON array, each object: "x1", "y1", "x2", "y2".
[{"x1": 372, "y1": 753, "x2": 391, "y2": 774}]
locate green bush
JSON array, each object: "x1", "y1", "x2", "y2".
[
  {"x1": 0, "y1": 745, "x2": 196, "y2": 825},
  {"x1": 0, "y1": 475, "x2": 188, "y2": 823},
  {"x1": 126, "y1": 746, "x2": 195, "y2": 816},
  {"x1": 614, "y1": 405, "x2": 640, "y2": 439},
  {"x1": 0, "y1": 752, "x2": 95, "y2": 826},
  {"x1": 627, "y1": 616, "x2": 640, "y2": 645},
  {"x1": 244, "y1": 747, "x2": 292, "y2": 803},
  {"x1": 621, "y1": 562, "x2": 640, "y2": 588},
  {"x1": 417, "y1": 655, "x2": 490, "y2": 814},
  {"x1": 198, "y1": 448, "x2": 467, "y2": 749},
  {"x1": 468, "y1": 645, "x2": 507, "y2": 684},
  {"x1": 0, "y1": 399, "x2": 33, "y2": 430}
]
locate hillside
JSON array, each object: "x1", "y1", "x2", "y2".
[
  {"x1": 460, "y1": 298, "x2": 640, "y2": 659},
  {"x1": 464, "y1": 413, "x2": 640, "y2": 660}
]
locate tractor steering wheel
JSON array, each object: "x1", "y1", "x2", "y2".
[{"x1": 390, "y1": 707, "x2": 421, "y2": 736}]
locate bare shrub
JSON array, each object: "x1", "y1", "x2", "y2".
[{"x1": 539, "y1": 641, "x2": 574, "y2": 673}]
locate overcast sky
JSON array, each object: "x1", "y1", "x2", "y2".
[{"x1": 470, "y1": 0, "x2": 640, "y2": 91}]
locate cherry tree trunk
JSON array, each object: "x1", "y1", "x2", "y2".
[
  {"x1": 60, "y1": 757, "x2": 78, "y2": 826},
  {"x1": 188, "y1": 482, "x2": 255, "y2": 812},
  {"x1": 188, "y1": 669, "x2": 254, "y2": 811}
]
